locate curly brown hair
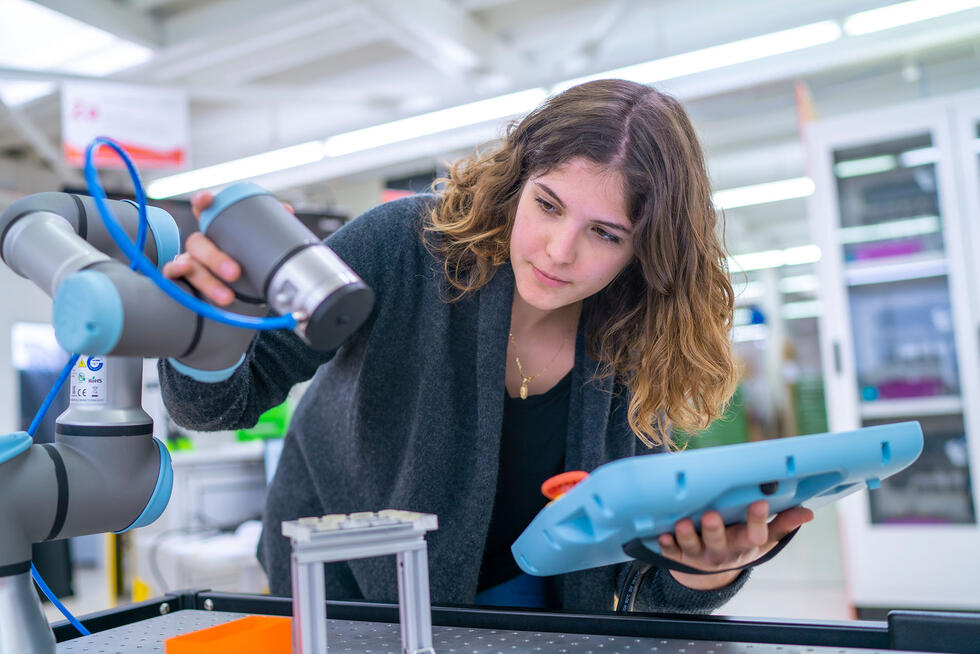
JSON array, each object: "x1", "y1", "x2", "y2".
[{"x1": 423, "y1": 79, "x2": 736, "y2": 449}]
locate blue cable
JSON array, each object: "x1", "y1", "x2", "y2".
[
  {"x1": 31, "y1": 560, "x2": 90, "y2": 637},
  {"x1": 26, "y1": 354, "x2": 80, "y2": 439},
  {"x1": 82, "y1": 137, "x2": 296, "y2": 331}
]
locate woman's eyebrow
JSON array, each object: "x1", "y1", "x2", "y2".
[
  {"x1": 534, "y1": 182, "x2": 566, "y2": 208},
  {"x1": 594, "y1": 219, "x2": 632, "y2": 235},
  {"x1": 535, "y1": 181, "x2": 632, "y2": 234}
]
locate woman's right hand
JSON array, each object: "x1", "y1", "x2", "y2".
[{"x1": 162, "y1": 191, "x2": 242, "y2": 306}]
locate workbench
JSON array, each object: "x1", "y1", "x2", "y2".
[{"x1": 52, "y1": 590, "x2": 980, "y2": 653}]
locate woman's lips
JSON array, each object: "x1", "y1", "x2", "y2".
[{"x1": 531, "y1": 264, "x2": 570, "y2": 287}]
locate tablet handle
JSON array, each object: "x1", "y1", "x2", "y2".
[{"x1": 621, "y1": 526, "x2": 801, "y2": 575}]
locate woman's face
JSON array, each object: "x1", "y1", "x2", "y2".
[{"x1": 510, "y1": 157, "x2": 635, "y2": 312}]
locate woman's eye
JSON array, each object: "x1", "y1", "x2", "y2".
[
  {"x1": 594, "y1": 227, "x2": 621, "y2": 244},
  {"x1": 535, "y1": 197, "x2": 557, "y2": 214}
]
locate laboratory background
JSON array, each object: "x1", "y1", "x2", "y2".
[{"x1": 1, "y1": 0, "x2": 980, "y2": 637}]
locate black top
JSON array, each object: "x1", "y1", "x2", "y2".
[{"x1": 478, "y1": 370, "x2": 572, "y2": 592}]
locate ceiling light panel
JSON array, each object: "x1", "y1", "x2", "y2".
[
  {"x1": 0, "y1": 0, "x2": 152, "y2": 106},
  {"x1": 843, "y1": 0, "x2": 980, "y2": 35}
]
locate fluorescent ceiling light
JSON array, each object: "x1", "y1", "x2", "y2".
[
  {"x1": 899, "y1": 146, "x2": 939, "y2": 168},
  {"x1": 139, "y1": 3, "x2": 978, "y2": 200},
  {"x1": 783, "y1": 245, "x2": 822, "y2": 266},
  {"x1": 0, "y1": 81, "x2": 53, "y2": 106},
  {"x1": 558, "y1": 0, "x2": 970, "y2": 92},
  {"x1": 732, "y1": 323, "x2": 769, "y2": 343},
  {"x1": 838, "y1": 215, "x2": 940, "y2": 244},
  {"x1": 150, "y1": 88, "x2": 548, "y2": 197},
  {"x1": 323, "y1": 88, "x2": 547, "y2": 157},
  {"x1": 147, "y1": 141, "x2": 326, "y2": 199},
  {"x1": 733, "y1": 274, "x2": 819, "y2": 303},
  {"x1": 734, "y1": 281, "x2": 764, "y2": 300},
  {"x1": 556, "y1": 21, "x2": 841, "y2": 91},
  {"x1": 779, "y1": 274, "x2": 820, "y2": 294},
  {"x1": 835, "y1": 147, "x2": 940, "y2": 178},
  {"x1": 713, "y1": 177, "x2": 815, "y2": 210},
  {"x1": 729, "y1": 244, "x2": 821, "y2": 273},
  {"x1": 834, "y1": 155, "x2": 897, "y2": 178},
  {"x1": 0, "y1": 0, "x2": 153, "y2": 106},
  {"x1": 782, "y1": 300, "x2": 822, "y2": 320},
  {"x1": 731, "y1": 249, "x2": 786, "y2": 272},
  {"x1": 845, "y1": 256, "x2": 947, "y2": 285},
  {"x1": 843, "y1": 0, "x2": 980, "y2": 35}
]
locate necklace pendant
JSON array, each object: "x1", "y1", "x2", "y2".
[{"x1": 519, "y1": 381, "x2": 529, "y2": 400}]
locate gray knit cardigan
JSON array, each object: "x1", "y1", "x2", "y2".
[{"x1": 158, "y1": 194, "x2": 747, "y2": 614}]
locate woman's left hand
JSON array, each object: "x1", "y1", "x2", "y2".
[{"x1": 657, "y1": 500, "x2": 814, "y2": 590}]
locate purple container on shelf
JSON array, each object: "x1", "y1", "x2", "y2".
[
  {"x1": 852, "y1": 238, "x2": 923, "y2": 260},
  {"x1": 876, "y1": 378, "x2": 945, "y2": 398}
]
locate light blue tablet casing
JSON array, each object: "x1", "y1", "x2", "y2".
[{"x1": 512, "y1": 421, "x2": 923, "y2": 576}]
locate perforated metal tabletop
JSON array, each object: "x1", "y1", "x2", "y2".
[{"x1": 55, "y1": 609, "x2": 930, "y2": 654}]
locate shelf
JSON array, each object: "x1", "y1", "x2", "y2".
[
  {"x1": 860, "y1": 395, "x2": 963, "y2": 419},
  {"x1": 844, "y1": 254, "x2": 947, "y2": 286}
]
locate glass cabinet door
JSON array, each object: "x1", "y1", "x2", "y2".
[
  {"x1": 834, "y1": 135, "x2": 943, "y2": 263},
  {"x1": 832, "y1": 133, "x2": 976, "y2": 526}
]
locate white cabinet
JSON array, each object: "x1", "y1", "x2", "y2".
[
  {"x1": 129, "y1": 441, "x2": 269, "y2": 597},
  {"x1": 806, "y1": 95, "x2": 980, "y2": 612}
]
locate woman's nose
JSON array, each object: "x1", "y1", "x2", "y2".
[{"x1": 545, "y1": 224, "x2": 577, "y2": 265}]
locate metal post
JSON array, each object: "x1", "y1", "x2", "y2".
[
  {"x1": 397, "y1": 544, "x2": 434, "y2": 654},
  {"x1": 291, "y1": 554, "x2": 327, "y2": 654},
  {"x1": 283, "y1": 511, "x2": 437, "y2": 654}
]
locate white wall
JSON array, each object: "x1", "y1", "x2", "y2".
[
  {"x1": 0, "y1": 264, "x2": 53, "y2": 433},
  {"x1": 1, "y1": 162, "x2": 62, "y2": 432}
]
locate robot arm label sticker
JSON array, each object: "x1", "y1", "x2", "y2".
[{"x1": 70, "y1": 356, "x2": 107, "y2": 405}]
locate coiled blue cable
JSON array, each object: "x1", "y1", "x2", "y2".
[{"x1": 82, "y1": 136, "x2": 297, "y2": 331}]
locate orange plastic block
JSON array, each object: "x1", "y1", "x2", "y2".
[{"x1": 165, "y1": 615, "x2": 292, "y2": 654}]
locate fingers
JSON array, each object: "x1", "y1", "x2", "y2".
[
  {"x1": 745, "y1": 500, "x2": 770, "y2": 547},
  {"x1": 184, "y1": 232, "x2": 241, "y2": 283},
  {"x1": 190, "y1": 191, "x2": 213, "y2": 221},
  {"x1": 657, "y1": 504, "x2": 814, "y2": 571},
  {"x1": 161, "y1": 230, "x2": 241, "y2": 306},
  {"x1": 658, "y1": 532, "x2": 681, "y2": 559},
  {"x1": 699, "y1": 511, "x2": 727, "y2": 564},
  {"x1": 162, "y1": 253, "x2": 233, "y2": 306},
  {"x1": 768, "y1": 506, "x2": 814, "y2": 539},
  {"x1": 672, "y1": 518, "x2": 703, "y2": 558}
]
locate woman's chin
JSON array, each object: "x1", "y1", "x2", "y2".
[{"x1": 515, "y1": 284, "x2": 577, "y2": 313}]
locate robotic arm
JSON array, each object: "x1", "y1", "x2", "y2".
[{"x1": 0, "y1": 184, "x2": 373, "y2": 653}]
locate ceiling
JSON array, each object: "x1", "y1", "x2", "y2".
[{"x1": 1, "y1": 0, "x2": 979, "y2": 255}]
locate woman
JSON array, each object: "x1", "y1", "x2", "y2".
[{"x1": 160, "y1": 79, "x2": 812, "y2": 613}]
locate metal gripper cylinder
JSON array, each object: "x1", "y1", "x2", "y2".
[{"x1": 199, "y1": 183, "x2": 374, "y2": 351}]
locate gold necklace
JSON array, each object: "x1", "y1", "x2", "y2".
[{"x1": 508, "y1": 330, "x2": 568, "y2": 400}]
